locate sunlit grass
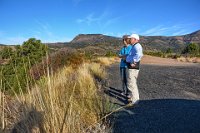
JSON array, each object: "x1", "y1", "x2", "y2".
[
  {"x1": 87, "y1": 63, "x2": 107, "y2": 80},
  {"x1": 0, "y1": 61, "x2": 114, "y2": 132},
  {"x1": 94, "y1": 57, "x2": 119, "y2": 66}
]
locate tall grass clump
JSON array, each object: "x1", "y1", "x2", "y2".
[
  {"x1": 1, "y1": 62, "x2": 113, "y2": 132},
  {"x1": 94, "y1": 57, "x2": 118, "y2": 66},
  {"x1": 87, "y1": 63, "x2": 107, "y2": 80}
]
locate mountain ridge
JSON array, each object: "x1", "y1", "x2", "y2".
[
  {"x1": 1, "y1": 30, "x2": 200, "y2": 53},
  {"x1": 65, "y1": 30, "x2": 200, "y2": 53}
]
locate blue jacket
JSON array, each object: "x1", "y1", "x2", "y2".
[{"x1": 119, "y1": 45, "x2": 132, "y2": 68}]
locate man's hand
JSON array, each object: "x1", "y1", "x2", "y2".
[{"x1": 130, "y1": 63, "x2": 136, "y2": 67}]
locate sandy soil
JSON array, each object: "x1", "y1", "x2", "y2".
[{"x1": 141, "y1": 55, "x2": 198, "y2": 66}]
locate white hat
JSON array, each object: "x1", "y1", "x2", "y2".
[{"x1": 128, "y1": 34, "x2": 139, "y2": 40}]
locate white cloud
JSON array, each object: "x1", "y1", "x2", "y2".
[
  {"x1": 103, "y1": 16, "x2": 120, "y2": 28},
  {"x1": 142, "y1": 23, "x2": 195, "y2": 36},
  {"x1": 142, "y1": 25, "x2": 170, "y2": 35},
  {"x1": 76, "y1": 13, "x2": 104, "y2": 25},
  {"x1": 76, "y1": 13, "x2": 100, "y2": 25},
  {"x1": 172, "y1": 30, "x2": 189, "y2": 36},
  {"x1": 35, "y1": 19, "x2": 92, "y2": 42},
  {"x1": 30, "y1": 20, "x2": 72, "y2": 43},
  {"x1": 76, "y1": 11, "x2": 120, "y2": 28},
  {"x1": 34, "y1": 20, "x2": 53, "y2": 37}
]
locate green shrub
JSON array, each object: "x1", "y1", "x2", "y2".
[
  {"x1": 105, "y1": 51, "x2": 117, "y2": 57},
  {"x1": 0, "y1": 47, "x2": 14, "y2": 59},
  {"x1": 166, "y1": 48, "x2": 173, "y2": 54},
  {"x1": 30, "y1": 48, "x2": 85, "y2": 80},
  {"x1": 182, "y1": 43, "x2": 199, "y2": 56},
  {"x1": 1, "y1": 38, "x2": 47, "y2": 93}
]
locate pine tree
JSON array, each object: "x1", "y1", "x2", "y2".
[{"x1": 1, "y1": 38, "x2": 48, "y2": 92}]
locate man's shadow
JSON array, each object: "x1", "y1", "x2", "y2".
[
  {"x1": 104, "y1": 87, "x2": 129, "y2": 105},
  {"x1": 11, "y1": 106, "x2": 45, "y2": 133},
  {"x1": 107, "y1": 99, "x2": 200, "y2": 133}
]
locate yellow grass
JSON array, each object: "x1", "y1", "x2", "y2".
[
  {"x1": 0, "y1": 63, "x2": 112, "y2": 132},
  {"x1": 94, "y1": 57, "x2": 119, "y2": 66},
  {"x1": 87, "y1": 63, "x2": 107, "y2": 80},
  {"x1": 177, "y1": 56, "x2": 200, "y2": 63}
]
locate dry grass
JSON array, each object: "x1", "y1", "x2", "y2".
[
  {"x1": 87, "y1": 63, "x2": 107, "y2": 80},
  {"x1": 94, "y1": 57, "x2": 119, "y2": 66},
  {"x1": 177, "y1": 56, "x2": 200, "y2": 63},
  {"x1": 0, "y1": 62, "x2": 112, "y2": 133}
]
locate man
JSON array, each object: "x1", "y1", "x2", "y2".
[
  {"x1": 118, "y1": 35, "x2": 132, "y2": 96},
  {"x1": 126, "y1": 34, "x2": 143, "y2": 105}
]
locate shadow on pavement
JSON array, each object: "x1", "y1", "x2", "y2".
[
  {"x1": 108, "y1": 99, "x2": 200, "y2": 133},
  {"x1": 104, "y1": 87, "x2": 129, "y2": 105}
]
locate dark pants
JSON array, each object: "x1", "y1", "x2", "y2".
[{"x1": 120, "y1": 67, "x2": 129, "y2": 95}]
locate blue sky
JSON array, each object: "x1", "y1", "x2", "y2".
[{"x1": 0, "y1": 0, "x2": 200, "y2": 45}]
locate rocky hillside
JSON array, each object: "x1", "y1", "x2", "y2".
[{"x1": 140, "y1": 30, "x2": 200, "y2": 52}]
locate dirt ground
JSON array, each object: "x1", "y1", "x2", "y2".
[{"x1": 141, "y1": 55, "x2": 198, "y2": 66}]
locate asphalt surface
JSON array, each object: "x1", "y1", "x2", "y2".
[{"x1": 105, "y1": 63, "x2": 200, "y2": 133}]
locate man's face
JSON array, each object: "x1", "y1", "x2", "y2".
[{"x1": 130, "y1": 38, "x2": 136, "y2": 44}]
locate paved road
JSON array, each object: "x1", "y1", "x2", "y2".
[{"x1": 105, "y1": 63, "x2": 200, "y2": 133}]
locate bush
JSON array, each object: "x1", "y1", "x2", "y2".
[
  {"x1": 105, "y1": 51, "x2": 117, "y2": 57},
  {"x1": 30, "y1": 48, "x2": 85, "y2": 80},
  {"x1": 0, "y1": 47, "x2": 14, "y2": 59},
  {"x1": 166, "y1": 48, "x2": 172, "y2": 54},
  {"x1": 1, "y1": 38, "x2": 48, "y2": 93},
  {"x1": 182, "y1": 43, "x2": 199, "y2": 56}
]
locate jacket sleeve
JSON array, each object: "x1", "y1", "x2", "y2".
[{"x1": 132, "y1": 44, "x2": 143, "y2": 62}]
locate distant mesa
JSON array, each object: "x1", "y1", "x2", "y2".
[
  {"x1": 67, "y1": 30, "x2": 200, "y2": 52},
  {"x1": 70, "y1": 34, "x2": 120, "y2": 44}
]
